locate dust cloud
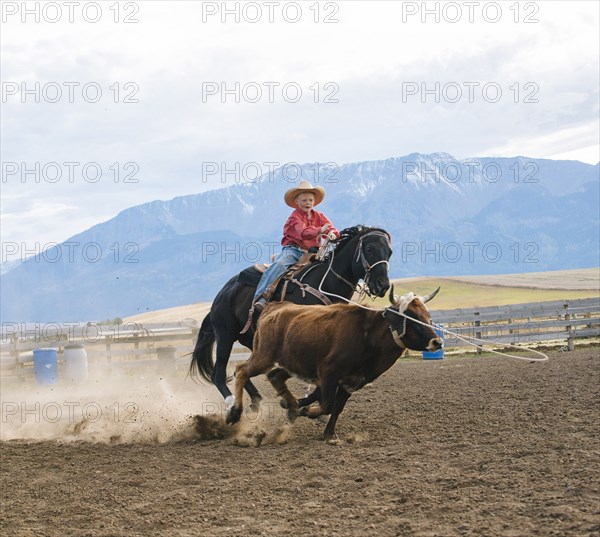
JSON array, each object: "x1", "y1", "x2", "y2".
[
  {"x1": 0, "y1": 367, "x2": 293, "y2": 445},
  {"x1": 2, "y1": 368, "x2": 221, "y2": 444}
]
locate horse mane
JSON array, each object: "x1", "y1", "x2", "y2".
[{"x1": 332, "y1": 225, "x2": 390, "y2": 253}]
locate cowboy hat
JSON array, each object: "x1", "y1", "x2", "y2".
[{"x1": 284, "y1": 180, "x2": 326, "y2": 208}]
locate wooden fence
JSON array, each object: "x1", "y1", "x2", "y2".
[
  {"x1": 428, "y1": 297, "x2": 600, "y2": 352},
  {"x1": 0, "y1": 319, "x2": 203, "y2": 382},
  {"x1": 1, "y1": 297, "x2": 598, "y2": 382}
]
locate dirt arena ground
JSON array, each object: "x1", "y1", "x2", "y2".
[{"x1": 1, "y1": 347, "x2": 598, "y2": 537}]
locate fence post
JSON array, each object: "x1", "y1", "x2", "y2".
[
  {"x1": 11, "y1": 332, "x2": 18, "y2": 360},
  {"x1": 10, "y1": 333, "x2": 23, "y2": 381},
  {"x1": 105, "y1": 335, "x2": 112, "y2": 362},
  {"x1": 474, "y1": 311, "x2": 482, "y2": 354},
  {"x1": 564, "y1": 302, "x2": 574, "y2": 351}
]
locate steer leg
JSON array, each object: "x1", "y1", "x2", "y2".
[
  {"x1": 267, "y1": 367, "x2": 298, "y2": 422},
  {"x1": 299, "y1": 373, "x2": 338, "y2": 420},
  {"x1": 280, "y1": 386, "x2": 321, "y2": 410},
  {"x1": 323, "y1": 387, "x2": 352, "y2": 442},
  {"x1": 298, "y1": 387, "x2": 321, "y2": 409},
  {"x1": 227, "y1": 353, "x2": 272, "y2": 425}
]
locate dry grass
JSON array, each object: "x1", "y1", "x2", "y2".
[{"x1": 124, "y1": 268, "x2": 599, "y2": 323}]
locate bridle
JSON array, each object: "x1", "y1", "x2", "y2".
[
  {"x1": 354, "y1": 230, "x2": 392, "y2": 294},
  {"x1": 324, "y1": 230, "x2": 392, "y2": 297}
]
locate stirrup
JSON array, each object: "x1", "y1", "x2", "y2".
[{"x1": 240, "y1": 305, "x2": 255, "y2": 335}]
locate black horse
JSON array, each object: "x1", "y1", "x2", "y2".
[{"x1": 189, "y1": 226, "x2": 393, "y2": 409}]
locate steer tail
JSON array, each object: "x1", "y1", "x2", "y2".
[{"x1": 189, "y1": 312, "x2": 216, "y2": 383}]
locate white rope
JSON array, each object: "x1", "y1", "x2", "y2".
[
  {"x1": 427, "y1": 322, "x2": 549, "y2": 362},
  {"x1": 316, "y1": 280, "x2": 549, "y2": 362}
]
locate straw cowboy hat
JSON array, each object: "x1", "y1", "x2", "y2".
[{"x1": 284, "y1": 181, "x2": 326, "y2": 208}]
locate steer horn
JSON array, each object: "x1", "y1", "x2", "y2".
[
  {"x1": 389, "y1": 284, "x2": 400, "y2": 306},
  {"x1": 420, "y1": 287, "x2": 441, "y2": 304}
]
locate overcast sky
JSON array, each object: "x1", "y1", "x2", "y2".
[{"x1": 1, "y1": 0, "x2": 599, "y2": 260}]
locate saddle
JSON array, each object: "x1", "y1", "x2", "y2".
[
  {"x1": 239, "y1": 253, "x2": 331, "y2": 334},
  {"x1": 236, "y1": 254, "x2": 314, "y2": 292},
  {"x1": 237, "y1": 263, "x2": 269, "y2": 287}
]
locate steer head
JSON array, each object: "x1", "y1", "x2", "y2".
[{"x1": 383, "y1": 285, "x2": 443, "y2": 352}]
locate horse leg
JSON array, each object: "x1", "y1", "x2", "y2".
[
  {"x1": 323, "y1": 387, "x2": 352, "y2": 442},
  {"x1": 244, "y1": 380, "x2": 262, "y2": 412},
  {"x1": 233, "y1": 328, "x2": 262, "y2": 410},
  {"x1": 211, "y1": 332, "x2": 235, "y2": 408},
  {"x1": 227, "y1": 352, "x2": 272, "y2": 425},
  {"x1": 267, "y1": 367, "x2": 298, "y2": 422},
  {"x1": 211, "y1": 332, "x2": 261, "y2": 411}
]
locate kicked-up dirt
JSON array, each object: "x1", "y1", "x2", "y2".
[{"x1": 1, "y1": 348, "x2": 598, "y2": 537}]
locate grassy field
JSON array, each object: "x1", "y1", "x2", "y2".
[
  {"x1": 126, "y1": 268, "x2": 599, "y2": 323},
  {"x1": 367, "y1": 277, "x2": 599, "y2": 310}
]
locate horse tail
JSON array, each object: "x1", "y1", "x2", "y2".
[{"x1": 189, "y1": 312, "x2": 216, "y2": 383}]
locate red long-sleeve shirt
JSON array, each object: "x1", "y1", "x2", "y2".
[{"x1": 281, "y1": 208, "x2": 339, "y2": 250}]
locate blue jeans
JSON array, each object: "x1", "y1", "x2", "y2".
[{"x1": 253, "y1": 245, "x2": 304, "y2": 301}]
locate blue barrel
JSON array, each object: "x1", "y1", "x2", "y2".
[
  {"x1": 63, "y1": 344, "x2": 88, "y2": 382},
  {"x1": 423, "y1": 324, "x2": 444, "y2": 360},
  {"x1": 33, "y1": 348, "x2": 58, "y2": 385}
]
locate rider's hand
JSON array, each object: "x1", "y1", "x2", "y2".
[
  {"x1": 327, "y1": 231, "x2": 337, "y2": 241},
  {"x1": 320, "y1": 223, "x2": 331, "y2": 233}
]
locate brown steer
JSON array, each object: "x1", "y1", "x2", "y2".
[{"x1": 227, "y1": 286, "x2": 442, "y2": 441}]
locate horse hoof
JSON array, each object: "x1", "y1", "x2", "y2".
[
  {"x1": 226, "y1": 407, "x2": 242, "y2": 425},
  {"x1": 279, "y1": 399, "x2": 288, "y2": 410},
  {"x1": 287, "y1": 408, "x2": 298, "y2": 423}
]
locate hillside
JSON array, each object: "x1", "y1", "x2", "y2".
[{"x1": 124, "y1": 268, "x2": 599, "y2": 324}]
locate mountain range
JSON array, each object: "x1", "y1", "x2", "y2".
[{"x1": 2, "y1": 153, "x2": 598, "y2": 322}]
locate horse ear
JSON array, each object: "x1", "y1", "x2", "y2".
[{"x1": 420, "y1": 287, "x2": 440, "y2": 304}]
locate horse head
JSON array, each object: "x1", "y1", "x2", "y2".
[{"x1": 333, "y1": 226, "x2": 392, "y2": 297}]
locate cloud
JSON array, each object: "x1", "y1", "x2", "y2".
[
  {"x1": 1, "y1": 0, "x2": 598, "y2": 248},
  {"x1": 485, "y1": 122, "x2": 600, "y2": 163}
]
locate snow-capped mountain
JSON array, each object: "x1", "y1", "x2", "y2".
[{"x1": 2, "y1": 153, "x2": 598, "y2": 321}]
